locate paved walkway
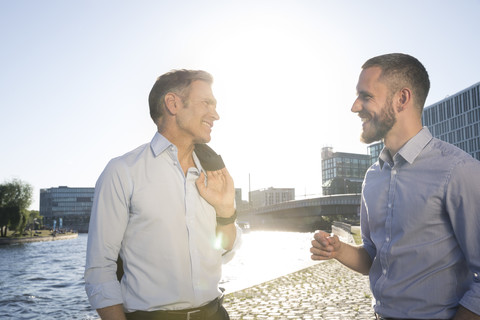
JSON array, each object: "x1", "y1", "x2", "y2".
[{"x1": 223, "y1": 260, "x2": 375, "y2": 320}]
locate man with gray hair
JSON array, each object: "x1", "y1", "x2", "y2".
[{"x1": 85, "y1": 69, "x2": 241, "y2": 320}]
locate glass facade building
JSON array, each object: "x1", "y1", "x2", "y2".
[
  {"x1": 422, "y1": 82, "x2": 480, "y2": 161},
  {"x1": 40, "y1": 186, "x2": 94, "y2": 231},
  {"x1": 367, "y1": 142, "x2": 384, "y2": 165},
  {"x1": 367, "y1": 82, "x2": 480, "y2": 163},
  {"x1": 321, "y1": 147, "x2": 371, "y2": 195}
]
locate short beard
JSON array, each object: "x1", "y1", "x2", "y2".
[{"x1": 360, "y1": 99, "x2": 396, "y2": 144}]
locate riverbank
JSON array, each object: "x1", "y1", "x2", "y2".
[
  {"x1": 223, "y1": 259, "x2": 373, "y2": 320},
  {"x1": 0, "y1": 232, "x2": 78, "y2": 245}
]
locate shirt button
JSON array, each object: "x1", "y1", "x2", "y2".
[
  {"x1": 388, "y1": 203, "x2": 392, "y2": 208},
  {"x1": 474, "y1": 273, "x2": 479, "y2": 282},
  {"x1": 382, "y1": 269, "x2": 387, "y2": 275},
  {"x1": 392, "y1": 169, "x2": 397, "y2": 175},
  {"x1": 173, "y1": 162, "x2": 178, "y2": 166},
  {"x1": 386, "y1": 237, "x2": 390, "y2": 242},
  {"x1": 377, "y1": 300, "x2": 381, "y2": 306}
]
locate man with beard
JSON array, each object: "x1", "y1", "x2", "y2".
[{"x1": 311, "y1": 53, "x2": 480, "y2": 320}]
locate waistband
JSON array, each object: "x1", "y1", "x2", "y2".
[{"x1": 126, "y1": 295, "x2": 224, "y2": 320}]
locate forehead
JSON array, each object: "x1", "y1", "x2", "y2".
[
  {"x1": 188, "y1": 80, "x2": 214, "y2": 98},
  {"x1": 356, "y1": 66, "x2": 386, "y2": 94}
]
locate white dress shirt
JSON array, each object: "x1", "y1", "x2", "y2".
[{"x1": 85, "y1": 132, "x2": 241, "y2": 312}]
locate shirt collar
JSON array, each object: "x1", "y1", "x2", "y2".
[
  {"x1": 378, "y1": 127, "x2": 433, "y2": 169},
  {"x1": 150, "y1": 132, "x2": 173, "y2": 157},
  {"x1": 150, "y1": 132, "x2": 204, "y2": 173}
]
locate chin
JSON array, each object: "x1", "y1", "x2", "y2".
[{"x1": 195, "y1": 136, "x2": 211, "y2": 144}]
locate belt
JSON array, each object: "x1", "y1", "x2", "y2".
[
  {"x1": 126, "y1": 295, "x2": 224, "y2": 320},
  {"x1": 375, "y1": 314, "x2": 406, "y2": 320},
  {"x1": 374, "y1": 313, "x2": 449, "y2": 320}
]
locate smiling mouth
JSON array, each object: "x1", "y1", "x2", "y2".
[
  {"x1": 359, "y1": 116, "x2": 368, "y2": 125},
  {"x1": 359, "y1": 113, "x2": 371, "y2": 126},
  {"x1": 202, "y1": 121, "x2": 213, "y2": 129}
]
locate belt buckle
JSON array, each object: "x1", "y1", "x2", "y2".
[{"x1": 186, "y1": 309, "x2": 201, "y2": 320}]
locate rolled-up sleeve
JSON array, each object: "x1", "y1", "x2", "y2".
[
  {"x1": 84, "y1": 159, "x2": 131, "y2": 310},
  {"x1": 446, "y1": 158, "x2": 480, "y2": 315},
  {"x1": 221, "y1": 224, "x2": 243, "y2": 264}
]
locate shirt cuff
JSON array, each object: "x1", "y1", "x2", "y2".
[
  {"x1": 459, "y1": 278, "x2": 480, "y2": 316},
  {"x1": 85, "y1": 280, "x2": 123, "y2": 310}
]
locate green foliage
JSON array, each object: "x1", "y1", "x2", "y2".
[
  {"x1": 27, "y1": 210, "x2": 43, "y2": 228},
  {"x1": 0, "y1": 179, "x2": 33, "y2": 237}
]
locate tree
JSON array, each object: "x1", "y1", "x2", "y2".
[
  {"x1": 0, "y1": 179, "x2": 33, "y2": 237},
  {"x1": 28, "y1": 210, "x2": 42, "y2": 229}
]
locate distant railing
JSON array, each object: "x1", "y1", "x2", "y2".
[{"x1": 238, "y1": 193, "x2": 361, "y2": 215}]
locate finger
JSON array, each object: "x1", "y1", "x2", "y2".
[
  {"x1": 313, "y1": 231, "x2": 330, "y2": 245},
  {"x1": 310, "y1": 247, "x2": 331, "y2": 260},
  {"x1": 311, "y1": 239, "x2": 327, "y2": 249},
  {"x1": 326, "y1": 234, "x2": 339, "y2": 246},
  {"x1": 196, "y1": 172, "x2": 206, "y2": 190},
  {"x1": 220, "y1": 168, "x2": 231, "y2": 178}
]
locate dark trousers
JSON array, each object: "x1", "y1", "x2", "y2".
[{"x1": 125, "y1": 305, "x2": 230, "y2": 320}]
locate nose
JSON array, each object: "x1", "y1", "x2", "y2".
[
  {"x1": 211, "y1": 107, "x2": 220, "y2": 121},
  {"x1": 351, "y1": 97, "x2": 362, "y2": 113}
]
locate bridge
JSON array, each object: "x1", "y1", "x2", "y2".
[{"x1": 237, "y1": 194, "x2": 361, "y2": 232}]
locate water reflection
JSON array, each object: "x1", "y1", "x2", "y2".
[{"x1": 0, "y1": 231, "x2": 317, "y2": 319}]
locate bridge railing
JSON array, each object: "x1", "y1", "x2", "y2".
[{"x1": 238, "y1": 193, "x2": 361, "y2": 215}]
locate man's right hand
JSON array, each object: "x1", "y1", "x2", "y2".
[{"x1": 310, "y1": 230, "x2": 342, "y2": 261}]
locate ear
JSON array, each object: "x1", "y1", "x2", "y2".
[
  {"x1": 164, "y1": 93, "x2": 179, "y2": 115},
  {"x1": 396, "y1": 88, "x2": 412, "y2": 113}
]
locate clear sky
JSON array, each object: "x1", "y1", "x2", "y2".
[{"x1": 1, "y1": 0, "x2": 480, "y2": 210}]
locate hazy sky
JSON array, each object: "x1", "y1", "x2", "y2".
[{"x1": 1, "y1": 0, "x2": 480, "y2": 210}]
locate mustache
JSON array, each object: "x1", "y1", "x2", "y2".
[{"x1": 358, "y1": 111, "x2": 371, "y2": 119}]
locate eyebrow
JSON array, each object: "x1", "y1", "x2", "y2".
[
  {"x1": 205, "y1": 98, "x2": 217, "y2": 105},
  {"x1": 357, "y1": 90, "x2": 372, "y2": 98}
]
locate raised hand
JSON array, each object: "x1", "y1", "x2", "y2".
[
  {"x1": 310, "y1": 230, "x2": 341, "y2": 260},
  {"x1": 195, "y1": 168, "x2": 235, "y2": 218}
]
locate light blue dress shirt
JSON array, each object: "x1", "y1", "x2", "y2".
[
  {"x1": 361, "y1": 127, "x2": 480, "y2": 319},
  {"x1": 84, "y1": 132, "x2": 241, "y2": 312}
]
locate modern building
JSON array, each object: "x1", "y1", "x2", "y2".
[
  {"x1": 321, "y1": 147, "x2": 371, "y2": 195},
  {"x1": 423, "y1": 81, "x2": 480, "y2": 161},
  {"x1": 235, "y1": 188, "x2": 250, "y2": 210},
  {"x1": 248, "y1": 187, "x2": 295, "y2": 208},
  {"x1": 366, "y1": 81, "x2": 480, "y2": 164},
  {"x1": 367, "y1": 142, "x2": 384, "y2": 165},
  {"x1": 40, "y1": 186, "x2": 94, "y2": 232}
]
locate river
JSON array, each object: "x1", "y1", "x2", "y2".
[{"x1": 0, "y1": 231, "x2": 319, "y2": 319}]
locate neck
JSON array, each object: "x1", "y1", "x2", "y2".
[
  {"x1": 158, "y1": 124, "x2": 196, "y2": 174},
  {"x1": 384, "y1": 120, "x2": 423, "y2": 156}
]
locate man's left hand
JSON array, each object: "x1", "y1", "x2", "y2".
[{"x1": 196, "y1": 168, "x2": 235, "y2": 218}]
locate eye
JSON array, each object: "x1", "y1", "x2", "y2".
[{"x1": 359, "y1": 93, "x2": 372, "y2": 101}]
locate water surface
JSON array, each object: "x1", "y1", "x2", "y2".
[{"x1": 0, "y1": 231, "x2": 317, "y2": 319}]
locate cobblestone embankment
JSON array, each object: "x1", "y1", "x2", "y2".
[{"x1": 223, "y1": 260, "x2": 374, "y2": 320}]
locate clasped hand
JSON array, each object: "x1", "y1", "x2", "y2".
[{"x1": 310, "y1": 230, "x2": 342, "y2": 260}]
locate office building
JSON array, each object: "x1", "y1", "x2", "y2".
[
  {"x1": 235, "y1": 188, "x2": 250, "y2": 210},
  {"x1": 366, "y1": 82, "x2": 480, "y2": 163},
  {"x1": 249, "y1": 187, "x2": 295, "y2": 208},
  {"x1": 321, "y1": 147, "x2": 370, "y2": 195},
  {"x1": 367, "y1": 142, "x2": 384, "y2": 165},
  {"x1": 40, "y1": 186, "x2": 94, "y2": 232},
  {"x1": 423, "y1": 82, "x2": 480, "y2": 161}
]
